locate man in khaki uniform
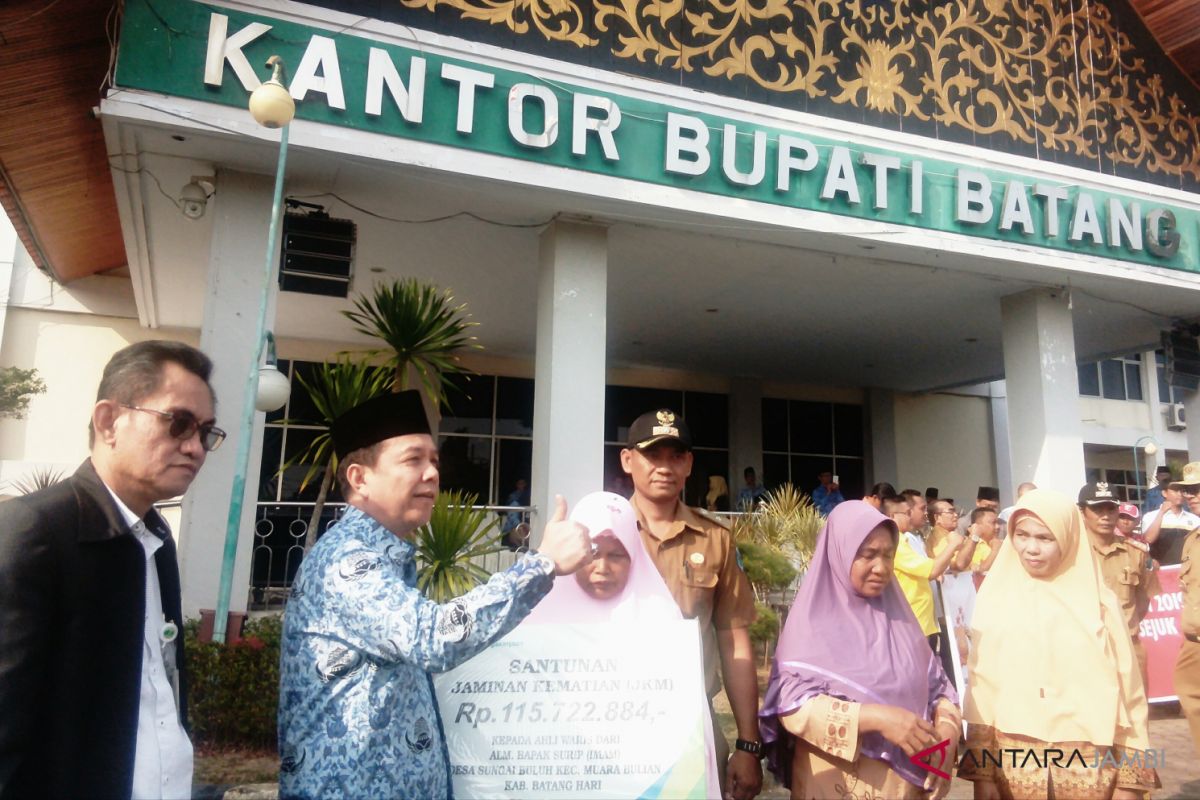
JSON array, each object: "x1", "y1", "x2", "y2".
[
  {"x1": 620, "y1": 409, "x2": 761, "y2": 800},
  {"x1": 1173, "y1": 461, "x2": 1200, "y2": 757},
  {"x1": 1079, "y1": 481, "x2": 1158, "y2": 690}
]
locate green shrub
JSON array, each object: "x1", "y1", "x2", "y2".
[
  {"x1": 736, "y1": 540, "x2": 798, "y2": 602},
  {"x1": 748, "y1": 602, "x2": 780, "y2": 648},
  {"x1": 185, "y1": 615, "x2": 282, "y2": 750}
]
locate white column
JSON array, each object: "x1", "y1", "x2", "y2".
[
  {"x1": 988, "y1": 381, "x2": 1014, "y2": 505},
  {"x1": 1000, "y1": 288, "x2": 1085, "y2": 496},
  {"x1": 530, "y1": 220, "x2": 607, "y2": 537},
  {"x1": 1185, "y1": 389, "x2": 1200, "y2": 461},
  {"x1": 867, "y1": 388, "x2": 898, "y2": 485},
  {"x1": 179, "y1": 170, "x2": 276, "y2": 617},
  {"x1": 1141, "y1": 349, "x2": 1168, "y2": 471},
  {"x1": 728, "y1": 378, "x2": 763, "y2": 491}
]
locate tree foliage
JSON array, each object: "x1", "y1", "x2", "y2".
[
  {"x1": 343, "y1": 278, "x2": 480, "y2": 401},
  {"x1": 0, "y1": 367, "x2": 45, "y2": 420}
]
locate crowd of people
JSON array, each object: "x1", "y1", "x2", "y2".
[{"x1": 2, "y1": 340, "x2": 1199, "y2": 800}]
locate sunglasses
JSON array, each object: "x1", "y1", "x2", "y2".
[{"x1": 121, "y1": 404, "x2": 227, "y2": 452}]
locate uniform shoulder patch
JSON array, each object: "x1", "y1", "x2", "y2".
[{"x1": 692, "y1": 506, "x2": 732, "y2": 531}]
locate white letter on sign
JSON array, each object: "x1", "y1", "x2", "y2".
[
  {"x1": 291, "y1": 36, "x2": 346, "y2": 110},
  {"x1": 441, "y1": 64, "x2": 495, "y2": 134},
  {"x1": 665, "y1": 113, "x2": 710, "y2": 176},
  {"x1": 860, "y1": 152, "x2": 900, "y2": 210},
  {"x1": 721, "y1": 125, "x2": 766, "y2": 186},
  {"x1": 572, "y1": 95, "x2": 621, "y2": 161},
  {"x1": 365, "y1": 50, "x2": 425, "y2": 123},
  {"x1": 204, "y1": 14, "x2": 271, "y2": 90},
  {"x1": 956, "y1": 170, "x2": 993, "y2": 224},
  {"x1": 820, "y1": 146, "x2": 861, "y2": 204},
  {"x1": 776, "y1": 135, "x2": 818, "y2": 192},
  {"x1": 508, "y1": 84, "x2": 559, "y2": 149},
  {"x1": 1069, "y1": 193, "x2": 1104, "y2": 244},
  {"x1": 999, "y1": 180, "x2": 1034, "y2": 235}
]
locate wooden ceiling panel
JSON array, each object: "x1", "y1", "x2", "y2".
[
  {"x1": 0, "y1": 0, "x2": 125, "y2": 282},
  {"x1": 1130, "y1": 0, "x2": 1200, "y2": 89}
]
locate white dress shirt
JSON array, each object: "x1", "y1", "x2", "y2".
[{"x1": 104, "y1": 485, "x2": 194, "y2": 799}]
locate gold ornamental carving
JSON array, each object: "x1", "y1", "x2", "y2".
[{"x1": 397, "y1": 0, "x2": 1200, "y2": 181}]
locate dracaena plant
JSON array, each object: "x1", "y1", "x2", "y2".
[
  {"x1": 413, "y1": 490, "x2": 504, "y2": 602},
  {"x1": 278, "y1": 357, "x2": 392, "y2": 550},
  {"x1": 342, "y1": 278, "x2": 480, "y2": 402}
]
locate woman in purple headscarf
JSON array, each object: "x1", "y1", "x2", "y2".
[{"x1": 760, "y1": 500, "x2": 961, "y2": 799}]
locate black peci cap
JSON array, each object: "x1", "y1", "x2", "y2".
[
  {"x1": 331, "y1": 390, "x2": 432, "y2": 460},
  {"x1": 626, "y1": 409, "x2": 692, "y2": 451}
]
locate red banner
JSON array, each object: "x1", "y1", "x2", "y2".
[{"x1": 1139, "y1": 565, "x2": 1183, "y2": 703}]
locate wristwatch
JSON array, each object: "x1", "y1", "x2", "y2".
[
  {"x1": 969, "y1": 533, "x2": 983, "y2": 543},
  {"x1": 735, "y1": 738, "x2": 764, "y2": 758}
]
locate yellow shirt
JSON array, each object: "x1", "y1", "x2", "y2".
[
  {"x1": 893, "y1": 539, "x2": 939, "y2": 636},
  {"x1": 930, "y1": 536, "x2": 992, "y2": 571}
]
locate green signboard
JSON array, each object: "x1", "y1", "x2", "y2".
[{"x1": 115, "y1": 0, "x2": 1198, "y2": 273}]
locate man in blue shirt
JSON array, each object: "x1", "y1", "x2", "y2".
[
  {"x1": 811, "y1": 470, "x2": 844, "y2": 515},
  {"x1": 735, "y1": 466, "x2": 768, "y2": 511},
  {"x1": 1143, "y1": 466, "x2": 1172, "y2": 515},
  {"x1": 278, "y1": 391, "x2": 590, "y2": 799}
]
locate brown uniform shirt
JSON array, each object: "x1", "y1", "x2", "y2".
[
  {"x1": 1090, "y1": 532, "x2": 1158, "y2": 638},
  {"x1": 1180, "y1": 527, "x2": 1200, "y2": 639},
  {"x1": 634, "y1": 501, "x2": 756, "y2": 698}
]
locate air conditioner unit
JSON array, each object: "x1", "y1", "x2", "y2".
[{"x1": 1168, "y1": 403, "x2": 1187, "y2": 431}]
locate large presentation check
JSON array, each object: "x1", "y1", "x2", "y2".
[{"x1": 434, "y1": 620, "x2": 716, "y2": 799}]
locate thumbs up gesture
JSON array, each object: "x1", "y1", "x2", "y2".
[{"x1": 537, "y1": 495, "x2": 592, "y2": 575}]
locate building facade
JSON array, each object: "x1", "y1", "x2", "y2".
[{"x1": 2, "y1": 0, "x2": 1200, "y2": 615}]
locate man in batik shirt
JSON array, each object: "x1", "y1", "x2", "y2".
[{"x1": 278, "y1": 391, "x2": 590, "y2": 799}]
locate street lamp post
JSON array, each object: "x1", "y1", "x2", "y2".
[
  {"x1": 213, "y1": 56, "x2": 296, "y2": 644},
  {"x1": 1132, "y1": 435, "x2": 1159, "y2": 508}
]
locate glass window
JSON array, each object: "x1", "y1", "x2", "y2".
[
  {"x1": 1100, "y1": 360, "x2": 1126, "y2": 400},
  {"x1": 285, "y1": 361, "x2": 326, "y2": 424},
  {"x1": 258, "y1": 426, "x2": 284, "y2": 501},
  {"x1": 833, "y1": 458, "x2": 865, "y2": 500},
  {"x1": 685, "y1": 392, "x2": 729, "y2": 448},
  {"x1": 789, "y1": 400, "x2": 834, "y2": 454},
  {"x1": 689, "y1": 449, "x2": 730, "y2": 509},
  {"x1": 441, "y1": 374, "x2": 494, "y2": 435},
  {"x1": 494, "y1": 439, "x2": 533, "y2": 506},
  {"x1": 605, "y1": 386, "x2": 683, "y2": 444},
  {"x1": 1124, "y1": 362, "x2": 1143, "y2": 401},
  {"x1": 1157, "y1": 350, "x2": 1173, "y2": 403},
  {"x1": 438, "y1": 434, "x2": 491, "y2": 501},
  {"x1": 833, "y1": 404, "x2": 865, "y2": 457},
  {"x1": 279, "y1": 428, "x2": 331, "y2": 502},
  {"x1": 496, "y1": 377, "x2": 534, "y2": 436},
  {"x1": 1078, "y1": 363, "x2": 1100, "y2": 397},
  {"x1": 762, "y1": 453, "x2": 790, "y2": 493},
  {"x1": 761, "y1": 398, "x2": 788, "y2": 452},
  {"x1": 760, "y1": 398, "x2": 865, "y2": 499}
]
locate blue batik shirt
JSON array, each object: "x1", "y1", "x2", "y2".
[{"x1": 278, "y1": 506, "x2": 555, "y2": 799}]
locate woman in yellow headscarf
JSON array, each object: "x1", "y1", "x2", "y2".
[{"x1": 959, "y1": 489, "x2": 1160, "y2": 799}]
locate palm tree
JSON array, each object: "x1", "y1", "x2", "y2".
[
  {"x1": 279, "y1": 357, "x2": 392, "y2": 550},
  {"x1": 342, "y1": 279, "x2": 480, "y2": 401}
]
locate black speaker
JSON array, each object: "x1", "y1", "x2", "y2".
[{"x1": 279, "y1": 212, "x2": 355, "y2": 297}]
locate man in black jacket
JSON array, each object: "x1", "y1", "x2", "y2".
[{"x1": 0, "y1": 340, "x2": 222, "y2": 799}]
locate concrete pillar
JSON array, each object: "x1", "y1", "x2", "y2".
[
  {"x1": 179, "y1": 170, "x2": 276, "y2": 617},
  {"x1": 530, "y1": 220, "x2": 607, "y2": 536},
  {"x1": 988, "y1": 381, "x2": 1014, "y2": 505},
  {"x1": 728, "y1": 378, "x2": 763, "y2": 493},
  {"x1": 1141, "y1": 350, "x2": 1169, "y2": 474},
  {"x1": 867, "y1": 388, "x2": 898, "y2": 485},
  {"x1": 1000, "y1": 288, "x2": 1085, "y2": 496},
  {"x1": 1185, "y1": 389, "x2": 1200, "y2": 461}
]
